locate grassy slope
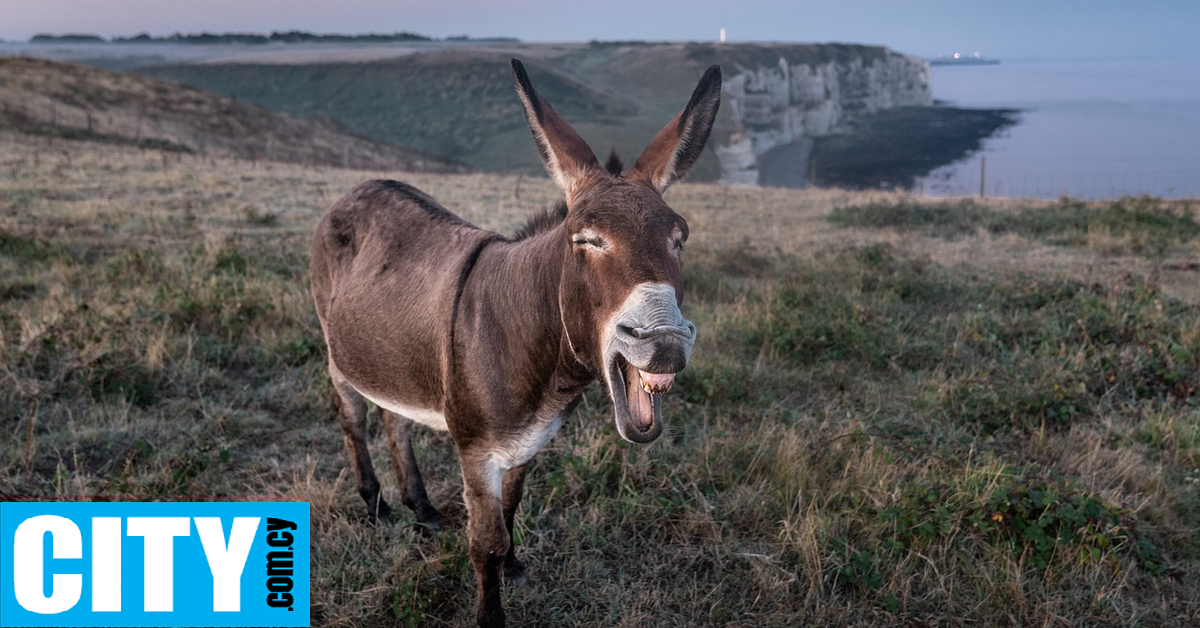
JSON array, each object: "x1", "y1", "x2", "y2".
[
  {"x1": 135, "y1": 52, "x2": 642, "y2": 178},
  {"x1": 0, "y1": 57, "x2": 465, "y2": 172},
  {"x1": 2, "y1": 131, "x2": 1199, "y2": 626}
]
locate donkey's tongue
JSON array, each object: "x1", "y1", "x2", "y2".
[{"x1": 620, "y1": 367, "x2": 662, "y2": 430}]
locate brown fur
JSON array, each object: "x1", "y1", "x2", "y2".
[{"x1": 309, "y1": 59, "x2": 721, "y2": 627}]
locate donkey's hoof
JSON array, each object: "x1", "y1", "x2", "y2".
[
  {"x1": 503, "y1": 557, "x2": 529, "y2": 588},
  {"x1": 476, "y1": 606, "x2": 505, "y2": 628},
  {"x1": 415, "y1": 506, "x2": 448, "y2": 535},
  {"x1": 368, "y1": 501, "x2": 394, "y2": 525}
]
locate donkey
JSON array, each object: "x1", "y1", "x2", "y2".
[{"x1": 309, "y1": 59, "x2": 721, "y2": 627}]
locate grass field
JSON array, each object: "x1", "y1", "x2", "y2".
[{"x1": 2, "y1": 131, "x2": 1198, "y2": 626}]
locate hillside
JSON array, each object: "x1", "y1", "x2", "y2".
[
  {"x1": 0, "y1": 57, "x2": 466, "y2": 172},
  {"x1": 135, "y1": 42, "x2": 989, "y2": 186},
  {"x1": 136, "y1": 50, "x2": 657, "y2": 178}
]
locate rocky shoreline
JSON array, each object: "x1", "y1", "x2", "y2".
[{"x1": 769, "y1": 105, "x2": 1020, "y2": 190}]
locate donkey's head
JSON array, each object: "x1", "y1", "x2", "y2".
[{"x1": 511, "y1": 59, "x2": 721, "y2": 443}]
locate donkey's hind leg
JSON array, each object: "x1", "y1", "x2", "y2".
[
  {"x1": 381, "y1": 409, "x2": 444, "y2": 532},
  {"x1": 330, "y1": 363, "x2": 392, "y2": 523}
]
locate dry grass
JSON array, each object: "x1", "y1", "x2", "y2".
[{"x1": 2, "y1": 130, "x2": 1198, "y2": 626}]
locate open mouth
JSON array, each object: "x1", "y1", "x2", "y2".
[{"x1": 607, "y1": 355, "x2": 672, "y2": 443}]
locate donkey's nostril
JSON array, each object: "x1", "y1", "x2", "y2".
[
  {"x1": 637, "y1": 324, "x2": 693, "y2": 341},
  {"x1": 617, "y1": 321, "x2": 696, "y2": 344}
]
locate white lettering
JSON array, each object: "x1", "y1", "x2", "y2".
[
  {"x1": 91, "y1": 517, "x2": 121, "y2": 612},
  {"x1": 13, "y1": 515, "x2": 82, "y2": 614},
  {"x1": 195, "y1": 517, "x2": 260, "y2": 612},
  {"x1": 126, "y1": 517, "x2": 190, "y2": 612}
]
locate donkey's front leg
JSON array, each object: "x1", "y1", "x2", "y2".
[
  {"x1": 501, "y1": 463, "x2": 529, "y2": 587},
  {"x1": 461, "y1": 451, "x2": 510, "y2": 628}
]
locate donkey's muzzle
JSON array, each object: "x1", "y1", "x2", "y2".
[
  {"x1": 604, "y1": 283, "x2": 698, "y2": 444},
  {"x1": 614, "y1": 321, "x2": 696, "y2": 374}
]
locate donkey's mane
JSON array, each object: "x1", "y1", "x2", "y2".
[
  {"x1": 374, "y1": 179, "x2": 472, "y2": 228},
  {"x1": 511, "y1": 150, "x2": 625, "y2": 241},
  {"x1": 512, "y1": 200, "x2": 568, "y2": 241}
]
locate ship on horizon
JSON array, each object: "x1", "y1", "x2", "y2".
[{"x1": 929, "y1": 51, "x2": 1000, "y2": 66}]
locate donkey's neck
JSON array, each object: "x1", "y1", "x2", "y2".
[{"x1": 452, "y1": 221, "x2": 590, "y2": 419}]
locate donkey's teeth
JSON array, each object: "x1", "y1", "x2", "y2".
[{"x1": 638, "y1": 370, "x2": 675, "y2": 394}]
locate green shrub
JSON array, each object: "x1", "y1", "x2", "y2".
[
  {"x1": 387, "y1": 533, "x2": 469, "y2": 627},
  {"x1": 941, "y1": 363, "x2": 1091, "y2": 433},
  {"x1": 0, "y1": 227, "x2": 54, "y2": 261},
  {"x1": 830, "y1": 197, "x2": 1200, "y2": 254},
  {"x1": 279, "y1": 335, "x2": 324, "y2": 367},
  {"x1": 677, "y1": 361, "x2": 750, "y2": 405},
  {"x1": 829, "y1": 467, "x2": 1165, "y2": 600},
  {"x1": 743, "y1": 287, "x2": 890, "y2": 367},
  {"x1": 84, "y1": 353, "x2": 158, "y2": 407}
]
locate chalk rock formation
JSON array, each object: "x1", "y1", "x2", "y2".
[{"x1": 717, "y1": 52, "x2": 932, "y2": 185}]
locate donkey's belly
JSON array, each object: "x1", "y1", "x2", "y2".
[{"x1": 357, "y1": 388, "x2": 449, "y2": 431}]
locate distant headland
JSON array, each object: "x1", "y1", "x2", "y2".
[{"x1": 27, "y1": 31, "x2": 520, "y2": 45}]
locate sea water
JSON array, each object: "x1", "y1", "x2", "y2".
[{"x1": 920, "y1": 57, "x2": 1200, "y2": 200}]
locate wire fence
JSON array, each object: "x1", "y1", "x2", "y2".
[{"x1": 916, "y1": 156, "x2": 1200, "y2": 200}]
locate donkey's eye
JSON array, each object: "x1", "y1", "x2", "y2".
[{"x1": 571, "y1": 232, "x2": 606, "y2": 249}]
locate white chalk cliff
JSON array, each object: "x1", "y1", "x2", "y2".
[{"x1": 715, "y1": 52, "x2": 932, "y2": 186}]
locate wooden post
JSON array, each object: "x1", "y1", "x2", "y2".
[
  {"x1": 979, "y1": 157, "x2": 986, "y2": 198},
  {"x1": 810, "y1": 158, "x2": 817, "y2": 189}
]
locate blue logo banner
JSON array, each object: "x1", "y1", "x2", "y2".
[{"x1": 0, "y1": 502, "x2": 309, "y2": 627}]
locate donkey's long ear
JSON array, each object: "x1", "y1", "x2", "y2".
[
  {"x1": 511, "y1": 59, "x2": 601, "y2": 200},
  {"x1": 629, "y1": 65, "x2": 722, "y2": 193}
]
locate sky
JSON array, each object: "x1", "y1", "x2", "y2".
[{"x1": 1, "y1": 0, "x2": 1197, "y2": 61}]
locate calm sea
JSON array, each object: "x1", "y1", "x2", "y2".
[{"x1": 919, "y1": 57, "x2": 1200, "y2": 200}]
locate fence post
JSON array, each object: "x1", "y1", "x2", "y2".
[{"x1": 979, "y1": 157, "x2": 986, "y2": 199}]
